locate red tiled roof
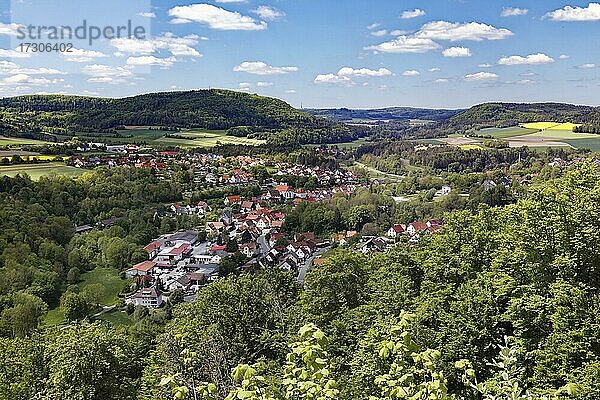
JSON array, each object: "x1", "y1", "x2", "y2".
[{"x1": 129, "y1": 261, "x2": 156, "y2": 273}]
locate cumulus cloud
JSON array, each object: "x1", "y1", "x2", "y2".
[
  {"x1": 442, "y1": 46, "x2": 472, "y2": 57},
  {"x1": 337, "y1": 67, "x2": 392, "y2": 77},
  {"x1": 434, "y1": 78, "x2": 449, "y2": 83},
  {"x1": 314, "y1": 67, "x2": 392, "y2": 86},
  {"x1": 314, "y1": 73, "x2": 353, "y2": 85},
  {"x1": 0, "y1": 61, "x2": 64, "y2": 75},
  {"x1": 0, "y1": 73, "x2": 59, "y2": 87},
  {"x1": 138, "y1": 12, "x2": 156, "y2": 18},
  {"x1": 168, "y1": 4, "x2": 266, "y2": 30},
  {"x1": 428, "y1": 67, "x2": 441, "y2": 72},
  {"x1": 401, "y1": 9, "x2": 426, "y2": 19},
  {"x1": 464, "y1": 71, "x2": 498, "y2": 81},
  {"x1": 126, "y1": 56, "x2": 176, "y2": 68},
  {"x1": 478, "y1": 63, "x2": 493, "y2": 68},
  {"x1": 252, "y1": 6, "x2": 285, "y2": 21},
  {"x1": 82, "y1": 64, "x2": 134, "y2": 84},
  {"x1": 370, "y1": 29, "x2": 388, "y2": 37},
  {"x1": 500, "y1": 7, "x2": 528, "y2": 17},
  {"x1": 402, "y1": 69, "x2": 420, "y2": 76},
  {"x1": 545, "y1": 3, "x2": 600, "y2": 21},
  {"x1": 233, "y1": 61, "x2": 298, "y2": 75},
  {"x1": 558, "y1": 54, "x2": 570, "y2": 59},
  {"x1": 367, "y1": 22, "x2": 381, "y2": 30},
  {"x1": 0, "y1": 22, "x2": 23, "y2": 36},
  {"x1": 0, "y1": 47, "x2": 32, "y2": 58},
  {"x1": 111, "y1": 33, "x2": 202, "y2": 57},
  {"x1": 63, "y1": 48, "x2": 107, "y2": 63},
  {"x1": 256, "y1": 81, "x2": 273, "y2": 87},
  {"x1": 365, "y1": 35, "x2": 440, "y2": 53},
  {"x1": 578, "y1": 63, "x2": 597, "y2": 69},
  {"x1": 498, "y1": 53, "x2": 555, "y2": 65},
  {"x1": 414, "y1": 21, "x2": 513, "y2": 41}
]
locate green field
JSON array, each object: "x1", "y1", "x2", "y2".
[
  {"x1": 304, "y1": 137, "x2": 370, "y2": 149},
  {"x1": 0, "y1": 136, "x2": 56, "y2": 146},
  {"x1": 43, "y1": 267, "x2": 129, "y2": 326},
  {"x1": 76, "y1": 127, "x2": 265, "y2": 147},
  {"x1": 528, "y1": 129, "x2": 598, "y2": 140},
  {"x1": 477, "y1": 126, "x2": 538, "y2": 138},
  {"x1": 0, "y1": 163, "x2": 86, "y2": 180},
  {"x1": 155, "y1": 129, "x2": 265, "y2": 147}
]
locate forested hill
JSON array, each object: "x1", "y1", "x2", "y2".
[
  {"x1": 449, "y1": 102, "x2": 600, "y2": 129},
  {"x1": 304, "y1": 107, "x2": 462, "y2": 122},
  {"x1": 0, "y1": 90, "x2": 354, "y2": 145}
]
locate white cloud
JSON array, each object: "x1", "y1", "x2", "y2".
[
  {"x1": 428, "y1": 67, "x2": 441, "y2": 72},
  {"x1": 256, "y1": 81, "x2": 273, "y2": 87},
  {"x1": 238, "y1": 82, "x2": 252, "y2": 91},
  {"x1": 138, "y1": 12, "x2": 156, "y2": 18},
  {"x1": 111, "y1": 33, "x2": 202, "y2": 57},
  {"x1": 0, "y1": 74, "x2": 58, "y2": 87},
  {"x1": 442, "y1": 46, "x2": 472, "y2": 57},
  {"x1": 0, "y1": 61, "x2": 63, "y2": 75},
  {"x1": 233, "y1": 61, "x2": 298, "y2": 75},
  {"x1": 414, "y1": 21, "x2": 513, "y2": 41},
  {"x1": 498, "y1": 53, "x2": 555, "y2": 65},
  {"x1": 370, "y1": 29, "x2": 388, "y2": 37},
  {"x1": 434, "y1": 78, "x2": 449, "y2": 83},
  {"x1": 389, "y1": 29, "x2": 409, "y2": 36},
  {"x1": 401, "y1": 8, "x2": 426, "y2": 19},
  {"x1": 337, "y1": 67, "x2": 392, "y2": 77},
  {"x1": 367, "y1": 22, "x2": 381, "y2": 30},
  {"x1": 365, "y1": 35, "x2": 440, "y2": 53},
  {"x1": 464, "y1": 71, "x2": 498, "y2": 81},
  {"x1": 478, "y1": 63, "x2": 493, "y2": 68},
  {"x1": 545, "y1": 3, "x2": 600, "y2": 21},
  {"x1": 63, "y1": 48, "x2": 107, "y2": 62},
  {"x1": 578, "y1": 63, "x2": 597, "y2": 69},
  {"x1": 0, "y1": 47, "x2": 31, "y2": 58},
  {"x1": 168, "y1": 4, "x2": 267, "y2": 30},
  {"x1": 82, "y1": 64, "x2": 134, "y2": 84},
  {"x1": 558, "y1": 54, "x2": 570, "y2": 59},
  {"x1": 402, "y1": 69, "x2": 420, "y2": 76},
  {"x1": 285, "y1": 89, "x2": 296, "y2": 93},
  {"x1": 315, "y1": 66, "x2": 391, "y2": 85},
  {"x1": 314, "y1": 73, "x2": 353, "y2": 85},
  {"x1": 126, "y1": 56, "x2": 176, "y2": 68},
  {"x1": 0, "y1": 22, "x2": 23, "y2": 36},
  {"x1": 501, "y1": 7, "x2": 528, "y2": 17},
  {"x1": 252, "y1": 6, "x2": 285, "y2": 21}
]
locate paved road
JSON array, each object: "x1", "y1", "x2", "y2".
[
  {"x1": 297, "y1": 247, "x2": 330, "y2": 283},
  {"x1": 257, "y1": 234, "x2": 270, "y2": 255},
  {"x1": 354, "y1": 162, "x2": 405, "y2": 181}
]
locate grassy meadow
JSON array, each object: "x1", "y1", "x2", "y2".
[{"x1": 0, "y1": 163, "x2": 86, "y2": 180}]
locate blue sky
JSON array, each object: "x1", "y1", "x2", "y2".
[{"x1": 0, "y1": 0, "x2": 598, "y2": 108}]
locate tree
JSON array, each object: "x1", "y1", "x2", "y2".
[
  {"x1": 61, "y1": 291, "x2": 91, "y2": 322},
  {"x1": 0, "y1": 292, "x2": 48, "y2": 338}
]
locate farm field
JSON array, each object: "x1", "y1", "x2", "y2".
[
  {"x1": 0, "y1": 162, "x2": 86, "y2": 180},
  {"x1": 78, "y1": 127, "x2": 265, "y2": 147},
  {"x1": 155, "y1": 129, "x2": 265, "y2": 147},
  {"x1": 477, "y1": 126, "x2": 538, "y2": 138},
  {"x1": 466, "y1": 123, "x2": 600, "y2": 150},
  {"x1": 0, "y1": 135, "x2": 56, "y2": 146},
  {"x1": 304, "y1": 137, "x2": 369, "y2": 149}
]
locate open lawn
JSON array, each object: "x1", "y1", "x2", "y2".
[
  {"x1": 43, "y1": 267, "x2": 129, "y2": 326},
  {"x1": 0, "y1": 163, "x2": 86, "y2": 180},
  {"x1": 97, "y1": 309, "x2": 134, "y2": 326},
  {"x1": 79, "y1": 267, "x2": 128, "y2": 306},
  {"x1": 528, "y1": 129, "x2": 597, "y2": 140}
]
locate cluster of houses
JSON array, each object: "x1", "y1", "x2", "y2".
[{"x1": 124, "y1": 230, "x2": 221, "y2": 308}]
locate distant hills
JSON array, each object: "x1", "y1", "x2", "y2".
[
  {"x1": 1, "y1": 90, "x2": 599, "y2": 146},
  {"x1": 448, "y1": 102, "x2": 600, "y2": 130},
  {"x1": 0, "y1": 90, "x2": 355, "y2": 145},
  {"x1": 304, "y1": 107, "x2": 462, "y2": 122}
]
